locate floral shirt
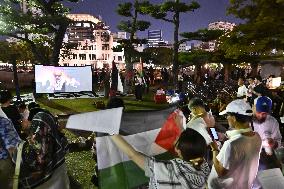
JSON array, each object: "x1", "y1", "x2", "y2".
[{"x1": 0, "y1": 117, "x2": 21, "y2": 160}]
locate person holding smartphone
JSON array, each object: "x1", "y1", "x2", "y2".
[
  {"x1": 186, "y1": 98, "x2": 217, "y2": 146},
  {"x1": 208, "y1": 99, "x2": 262, "y2": 189}
]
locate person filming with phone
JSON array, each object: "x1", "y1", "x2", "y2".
[{"x1": 208, "y1": 99, "x2": 262, "y2": 189}]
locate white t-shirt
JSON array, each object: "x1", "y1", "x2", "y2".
[
  {"x1": 237, "y1": 85, "x2": 248, "y2": 97},
  {"x1": 253, "y1": 115, "x2": 282, "y2": 148},
  {"x1": 208, "y1": 133, "x2": 262, "y2": 189},
  {"x1": 187, "y1": 117, "x2": 212, "y2": 145}
]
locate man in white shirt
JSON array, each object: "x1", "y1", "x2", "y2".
[
  {"x1": 237, "y1": 77, "x2": 248, "y2": 98},
  {"x1": 208, "y1": 99, "x2": 262, "y2": 189},
  {"x1": 252, "y1": 96, "x2": 282, "y2": 188},
  {"x1": 252, "y1": 96, "x2": 282, "y2": 151}
]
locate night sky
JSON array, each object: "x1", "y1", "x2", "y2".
[{"x1": 64, "y1": 0, "x2": 243, "y2": 42}]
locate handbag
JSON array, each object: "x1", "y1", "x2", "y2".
[{"x1": 13, "y1": 141, "x2": 25, "y2": 189}]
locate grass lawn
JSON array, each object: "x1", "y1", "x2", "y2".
[{"x1": 32, "y1": 90, "x2": 170, "y2": 189}]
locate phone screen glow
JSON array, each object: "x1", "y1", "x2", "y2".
[{"x1": 210, "y1": 128, "x2": 218, "y2": 140}]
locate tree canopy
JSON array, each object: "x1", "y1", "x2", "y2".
[
  {"x1": 143, "y1": 47, "x2": 173, "y2": 66},
  {"x1": 0, "y1": 0, "x2": 80, "y2": 65},
  {"x1": 222, "y1": 0, "x2": 284, "y2": 58},
  {"x1": 143, "y1": 0, "x2": 200, "y2": 86},
  {"x1": 116, "y1": 0, "x2": 151, "y2": 52},
  {"x1": 115, "y1": 0, "x2": 151, "y2": 93},
  {"x1": 0, "y1": 40, "x2": 36, "y2": 64}
]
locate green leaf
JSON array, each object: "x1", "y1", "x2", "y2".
[{"x1": 117, "y1": 2, "x2": 133, "y2": 17}]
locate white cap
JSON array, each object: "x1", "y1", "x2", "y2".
[{"x1": 219, "y1": 99, "x2": 253, "y2": 116}]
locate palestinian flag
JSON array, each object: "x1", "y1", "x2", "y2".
[{"x1": 96, "y1": 107, "x2": 181, "y2": 189}]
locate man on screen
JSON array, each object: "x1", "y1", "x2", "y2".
[
  {"x1": 53, "y1": 70, "x2": 66, "y2": 92},
  {"x1": 52, "y1": 69, "x2": 80, "y2": 93}
]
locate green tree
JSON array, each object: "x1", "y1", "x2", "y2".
[
  {"x1": 0, "y1": 0, "x2": 79, "y2": 66},
  {"x1": 179, "y1": 50, "x2": 212, "y2": 83},
  {"x1": 115, "y1": 0, "x2": 151, "y2": 93},
  {"x1": 143, "y1": 47, "x2": 173, "y2": 66},
  {"x1": 228, "y1": 0, "x2": 284, "y2": 51},
  {"x1": 144, "y1": 0, "x2": 200, "y2": 87},
  {"x1": 179, "y1": 29, "x2": 223, "y2": 83},
  {"x1": 220, "y1": 0, "x2": 284, "y2": 68},
  {"x1": 0, "y1": 40, "x2": 36, "y2": 99},
  {"x1": 180, "y1": 29, "x2": 224, "y2": 43}
]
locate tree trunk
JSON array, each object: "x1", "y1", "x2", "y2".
[
  {"x1": 224, "y1": 63, "x2": 231, "y2": 82},
  {"x1": 250, "y1": 62, "x2": 258, "y2": 77},
  {"x1": 123, "y1": 52, "x2": 133, "y2": 94},
  {"x1": 12, "y1": 58, "x2": 21, "y2": 101},
  {"x1": 51, "y1": 22, "x2": 69, "y2": 66},
  {"x1": 172, "y1": 9, "x2": 180, "y2": 89},
  {"x1": 194, "y1": 63, "x2": 202, "y2": 84},
  {"x1": 123, "y1": 2, "x2": 138, "y2": 94}
]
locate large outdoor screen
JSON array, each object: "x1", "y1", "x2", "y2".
[{"x1": 35, "y1": 65, "x2": 92, "y2": 93}]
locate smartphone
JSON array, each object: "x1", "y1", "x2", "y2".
[{"x1": 209, "y1": 128, "x2": 219, "y2": 140}]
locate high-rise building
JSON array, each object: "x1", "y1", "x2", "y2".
[
  {"x1": 147, "y1": 30, "x2": 166, "y2": 47},
  {"x1": 208, "y1": 21, "x2": 236, "y2": 31},
  {"x1": 201, "y1": 21, "x2": 236, "y2": 51},
  {"x1": 59, "y1": 14, "x2": 125, "y2": 69}
]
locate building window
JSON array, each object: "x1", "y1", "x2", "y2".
[
  {"x1": 63, "y1": 63, "x2": 69, "y2": 66},
  {"x1": 118, "y1": 56, "x2": 122, "y2": 61},
  {"x1": 113, "y1": 56, "x2": 116, "y2": 60},
  {"x1": 74, "y1": 64, "x2": 77, "y2": 66},
  {"x1": 73, "y1": 54, "x2": 78, "y2": 59},
  {"x1": 102, "y1": 44, "x2": 109, "y2": 50},
  {"x1": 89, "y1": 54, "x2": 96, "y2": 60},
  {"x1": 89, "y1": 46, "x2": 93, "y2": 50},
  {"x1": 83, "y1": 23, "x2": 90, "y2": 27},
  {"x1": 79, "y1": 54, "x2": 86, "y2": 60},
  {"x1": 92, "y1": 54, "x2": 96, "y2": 60}
]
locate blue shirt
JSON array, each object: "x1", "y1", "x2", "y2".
[{"x1": 0, "y1": 117, "x2": 21, "y2": 160}]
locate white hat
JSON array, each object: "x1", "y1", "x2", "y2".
[{"x1": 219, "y1": 99, "x2": 253, "y2": 116}]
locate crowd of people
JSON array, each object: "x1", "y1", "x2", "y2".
[
  {"x1": 104, "y1": 69, "x2": 284, "y2": 188},
  {"x1": 110, "y1": 95, "x2": 283, "y2": 189},
  {"x1": 1, "y1": 66, "x2": 284, "y2": 189}
]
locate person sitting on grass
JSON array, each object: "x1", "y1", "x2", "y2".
[
  {"x1": 20, "y1": 108, "x2": 69, "y2": 189},
  {"x1": 110, "y1": 127, "x2": 210, "y2": 189}
]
